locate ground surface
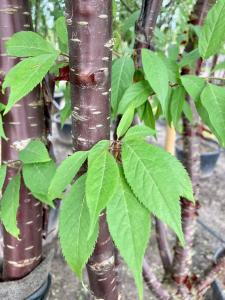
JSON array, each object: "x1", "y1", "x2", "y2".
[{"x1": 48, "y1": 122, "x2": 225, "y2": 300}]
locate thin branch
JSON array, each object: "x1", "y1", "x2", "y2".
[
  {"x1": 155, "y1": 219, "x2": 172, "y2": 274},
  {"x1": 121, "y1": 0, "x2": 134, "y2": 13},
  {"x1": 142, "y1": 259, "x2": 171, "y2": 300},
  {"x1": 196, "y1": 249, "x2": 225, "y2": 297}
]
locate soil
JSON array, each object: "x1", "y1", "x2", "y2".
[{"x1": 48, "y1": 122, "x2": 225, "y2": 300}]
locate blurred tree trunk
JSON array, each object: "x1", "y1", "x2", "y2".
[{"x1": 0, "y1": 0, "x2": 45, "y2": 280}]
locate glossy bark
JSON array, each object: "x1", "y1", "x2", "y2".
[
  {"x1": 65, "y1": 0, "x2": 119, "y2": 298},
  {"x1": 0, "y1": 0, "x2": 45, "y2": 280}
]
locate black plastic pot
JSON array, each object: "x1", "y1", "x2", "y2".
[
  {"x1": 53, "y1": 112, "x2": 72, "y2": 145},
  {"x1": 26, "y1": 274, "x2": 51, "y2": 300},
  {"x1": 211, "y1": 247, "x2": 225, "y2": 300},
  {"x1": 176, "y1": 137, "x2": 220, "y2": 177}
]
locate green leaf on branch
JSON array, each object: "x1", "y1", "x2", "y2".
[
  {"x1": 111, "y1": 56, "x2": 135, "y2": 116},
  {"x1": 1, "y1": 173, "x2": 21, "y2": 238},
  {"x1": 170, "y1": 86, "x2": 185, "y2": 126},
  {"x1": 121, "y1": 10, "x2": 140, "y2": 34},
  {"x1": 0, "y1": 115, "x2": 7, "y2": 140},
  {"x1": 48, "y1": 151, "x2": 88, "y2": 200},
  {"x1": 6, "y1": 31, "x2": 58, "y2": 57},
  {"x1": 0, "y1": 165, "x2": 7, "y2": 190},
  {"x1": 59, "y1": 175, "x2": 98, "y2": 278},
  {"x1": 137, "y1": 101, "x2": 155, "y2": 130},
  {"x1": 159, "y1": 54, "x2": 180, "y2": 83},
  {"x1": 181, "y1": 75, "x2": 205, "y2": 101},
  {"x1": 122, "y1": 139, "x2": 194, "y2": 244},
  {"x1": 168, "y1": 44, "x2": 179, "y2": 61},
  {"x1": 60, "y1": 85, "x2": 71, "y2": 126},
  {"x1": 23, "y1": 161, "x2": 56, "y2": 205},
  {"x1": 183, "y1": 101, "x2": 193, "y2": 123},
  {"x1": 117, "y1": 104, "x2": 135, "y2": 138},
  {"x1": 55, "y1": 17, "x2": 68, "y2": 46},
  {"x1": 19, "y1": 140, "x2": 50, "y2": 164},
  {"x1": 86, "y1": 147, "x2": 119, "y2": 236},
  {"x1": 123, "y1": 125, "x2": 155, "y2": 141},
  {"x1": 3, "y1": 53, "x2": 58, "y2": 114},
  {"x1": 107, "y1": 167, "x2": 150, "y2": 300},
  {"x1": 199, "y1": 0, "x2": 225, "y2": 59},
  {"x1": 118, "y1": 80, "x2": 152, "y2": 114},
  {"x1": 200, "y1": 83, "x2": 225, "y2": 146},
  {"x1": 213, "y1": 61, "x2": 225, "y2": 72},
  {"x1": 142, "y1": 49, "x2": 169, "y2": 114},
  {"x1": 179, "y1": 49, "x2": 200, "y2": 68}
]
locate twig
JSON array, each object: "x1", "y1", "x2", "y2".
[
  {"x1": 155, "y1": 219, "x2": 172, "y2": 274},
  {"x1": 142, "y1": 259, "x2": 171, "y2": 300},
  {"x1": 120, "y1": 0, "x2": 134, "y2": 13},
  {"x1": 196, "y1": 249, "x2": 225, "y2": 297}
]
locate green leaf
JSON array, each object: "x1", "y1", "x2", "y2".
[
  {"x1": 0, "y1": 115, "x2": 7, "y2": 140},
  {"x1": 170, "y1": 86, "x2": 185, "y2": 126},
  {"x1": 117, "y1": 104, "x2": 135, "y2": 138},
  {"x1": 168, "y1": 44, "x2": 179, "y2": 61},
  {"x1": 213, "y1": 61, "x2": 225, "y2": 72},
  {"x1": 122, "y1": 139, "x2": 194, "y2": 244},
  {"x1": 86, "y1": 148, "x2": 119, "y2": 236},
  {"x1": 6, "y1": 31, "x2": 58, "y2": 57},
  {"x1": 55, "y1": 17, "x2": 68, "y2": 46},
  {"x1": 121, "y1": 10, "x2": 140, "y2": 34},
  {"x1": 195, "y1": 99, "x2": 219, "y2": 142},
  {"x1": 179, "y1": 49, "x2": 200, "y2": 68},
  {"x1": 59, "y1": 175, "x2": 98, "y2": 278},
  {"x1": 142, "y1": 49, "x2": 169, "y2": 113},
  {"x1": 137, "y1": 101, "x2": 155, "y2": 130},
  {"x1": 118, "y1": 80, "x2": 152, "y2": 114},
  {"x1": 200, "y1": 83, "x2": 225, "y2": 146},
  {"x1": 159, "y1": 54, "x2": 180, "y2": 83},
  {"x1": 0, "y1": 103, "x2": 6, "y2": 112},
  {"x1": 3, "y1": 53, "x2": 58, "y2": 114},
  {"x1": 123, "y1": 125, "x2": 155, "y2": 141},
  {"x1": 1, "y1": 173, "x2": 21, "y2": 238},
  {"x1": 60, "y1": 85, "x2": 71, "y2": 126},
  {"x1": 199, "y1": 0, "x2": 225, "y2": 58},
  {"x1": 48, "y1": 151, "x2": 88, "y2": 200},
  {"x1": 183, "y1": 101, "x2": 193, "y2": 123},
  {"x1": 19, "y1": 140, "x2": 50, "y2": 164},
  {"x1": 181, "y1": 75, "x2": 205, "y2": 101},
  {"x1": 107, "y1": 167, "x2": 150, "y2": 300},
  {"x1": 23, "y1": 161, "x2": 56, "y2": 205},
  {"x1": 111, "y1": 56, "x2": 135, "y2": 115},
  {"x1": 0, "y1": 165, "x2": 7, "y2": 190}
]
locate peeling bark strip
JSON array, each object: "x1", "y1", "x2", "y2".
[
  {"x1": 0, "y1": 0, "x2": 44, "y2": 280},
  {"x1": 172, "y1": 0, "x2": 215, "y2": 287},
  {"x1": 65, "y1": 0, "x2": 119, "y2": 298},
  {"x1": 134, "y1": 0, "x2": 163, "y2": 67}
]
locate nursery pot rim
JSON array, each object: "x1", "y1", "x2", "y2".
[{"x1": 176, "y1": 136, "x2": 220, "y2": 156}]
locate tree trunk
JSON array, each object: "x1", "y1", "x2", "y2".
[
  {"x1": 0, "y1": 0, "x2": 45, "y2": 280},
  {"x1": 134, "y1": 0, "x2": 163, "y2": 67},
  {"x1": 65, "y1": 0, "x2": 119, "y2": 298}
]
